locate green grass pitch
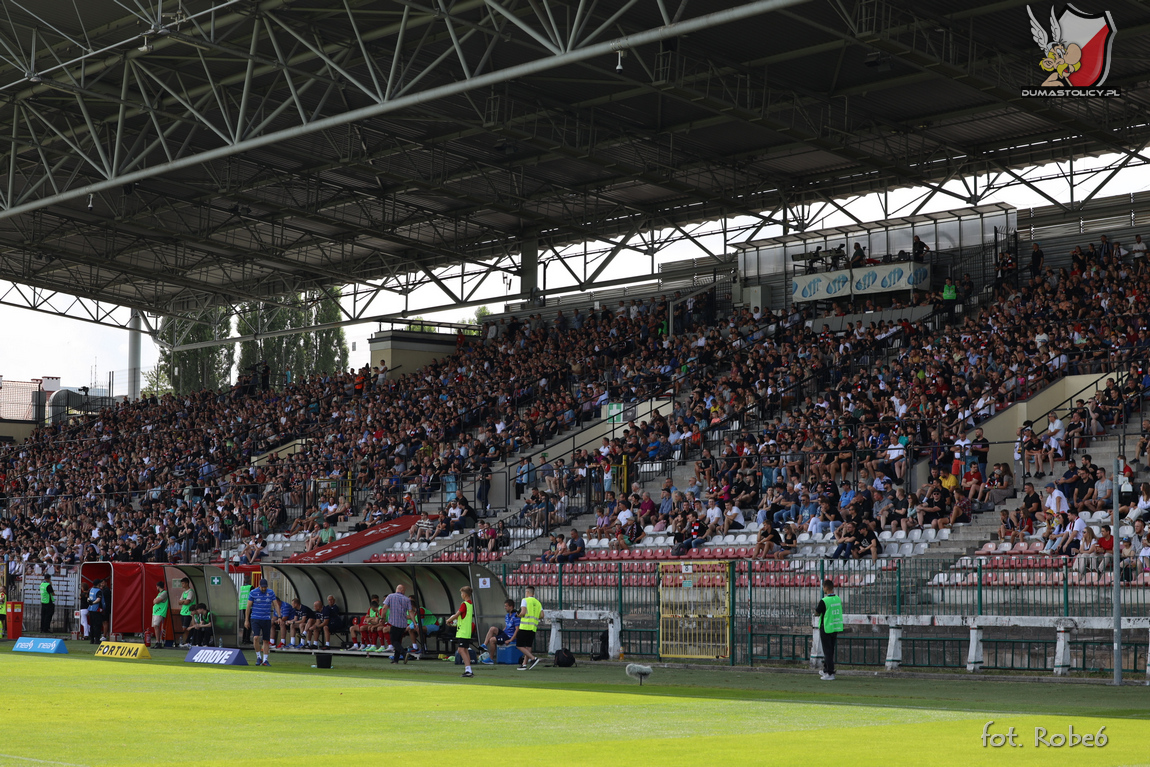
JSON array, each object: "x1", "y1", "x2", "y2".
[{"x1": 3, "y1": 643, "x2": 1149, "y2": 766}]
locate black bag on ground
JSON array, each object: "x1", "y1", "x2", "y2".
[{"x1": 555, "y1": 648, "x2": 576, "y2": 667}]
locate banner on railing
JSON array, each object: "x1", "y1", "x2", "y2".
[
  {"x1": 851, "y1": 263, "x2": 932, "y2": 295},
  {"x1": 791, "y1": 265, "x2": 931, "y2": 302},
  {"x1": 285, "y1": 516, "x2": 419, "y2": 563},
  {"x1": 791, "y1": 271, "x2": 851, "y2": 302}
]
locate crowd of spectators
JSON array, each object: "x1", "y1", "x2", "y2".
[
  {"x1": 5, "y1": 229, "x2": 1150, "y2": 580},
  {"x1": 564, "y1": 233, "x2": 1150, "y2": 565},
  {"x1": 0, "y1": 287, "x2": 738, "y2": 573}
]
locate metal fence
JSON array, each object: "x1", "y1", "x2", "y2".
[
  {"x1": 0, "y1": 379, "x2": 43, "y2": 423},
  {"x1": 485, "y1": 558, "x2": 1150, "y2": 668}
]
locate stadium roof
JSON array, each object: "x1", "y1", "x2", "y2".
[{"x1": 0, "y1": 0, "x2": 1148, "y2": 337}]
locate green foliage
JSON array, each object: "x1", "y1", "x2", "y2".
[
  {"x1": 459, "y1": 305, "x2": 491, "y2": 335},
  {"x1": 158, "y1": 308, "x2": 235, "y2": 395},
  {"x1": 141, "y1": 365, "x2": 173, "y2": 398},
  {"x1": 312, "y1": 294, "x2": 349, "y2": 375},
  {"x1": 236, "y1": 291, "x2": 349, "y2": 386},
  {"x1": 405, "y1": 316, "x2": 436, "y2": 332}
]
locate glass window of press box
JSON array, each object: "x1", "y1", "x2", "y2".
[{"x1": 736, "y1": 204, "x2": 1016, "y2": 283}]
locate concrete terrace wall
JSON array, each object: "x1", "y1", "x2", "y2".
[
  {"x1": 368, "y1": 330, "x2": 458, "y2": 379},
  {"x1": 980, "y1": 372, "x2": 1111, "y2": 469},
  {"x1": 0, "y1": 420, "x2": 37, "y2": 445}
]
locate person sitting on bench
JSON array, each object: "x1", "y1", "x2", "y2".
[{"x1": 190, "y1": 603, "x2": 214, "y2": 646}]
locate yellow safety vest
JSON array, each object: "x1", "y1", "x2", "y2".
[
  {"x1": 456, "y1": 600, "x2": 474, "y2": 639},
  {"x1": 521, "y1": 597, "x2": 542, "y2": 632}
]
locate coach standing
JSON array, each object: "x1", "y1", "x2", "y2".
[
  {"x1": 39, "y1": 574, "x2": 55, "y2": 633},
  {"x1": 245, "y1": 578, "x2": 282, "y2": 667},
  {"x1": 382, "y1": 584, "x2": 416, "y2": 664},
  {"x1": 816, "y1": 578, "x2": 843, "y2": 681}
]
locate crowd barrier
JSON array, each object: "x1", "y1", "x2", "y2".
[{"x1": 495, "y1": 558, "x2": 1150, "y2": 673}]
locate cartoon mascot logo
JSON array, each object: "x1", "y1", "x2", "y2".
[{"x1": 1027, "y1": 4, "x2": 1116, "y2": 88}]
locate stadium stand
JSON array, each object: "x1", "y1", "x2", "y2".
[
  {"x1": 6, "y1": 227, "x2": 1150, "y2": 613},
  {"x1": 485, "y1": 232, "x2": 1150, "y2": 583},
  {"x1": 0, "y1": 284, "x2": 739, "y2": 569}
]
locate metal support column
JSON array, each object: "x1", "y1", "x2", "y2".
[
  {"x1": 1112, "y1": 459, "x2": 1123, "y2": 685},
  {"x1": 521, "y1": 238, "x2": 539, "y2": 296},
  {"x1": 128, "y1": 309, "x2": 142, "y2": 401}
]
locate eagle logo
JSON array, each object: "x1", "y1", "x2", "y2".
[{"x1": 1027, "y1": 4, "x2": 1116, "y2": 88}]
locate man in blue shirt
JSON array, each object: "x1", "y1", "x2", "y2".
[
  {"x1": 244, "y1": 578, "x2": 282, "y2": 666},
  {"x1": 837, "y1": 481, "x2": 856, "y2": 511},
  {"x1": 480, "y1": 600, "x2": 521, "y2": 664},
  {"x1": 556, "y1": 529, "x2": 585, "y2": 563},
  {"x1": 275, "y1": 598, "x2": 297, "y2": 650}
]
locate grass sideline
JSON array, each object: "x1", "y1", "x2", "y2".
[{"x1": 3, "y1": 641, "x2": 1149, "y2": 766}]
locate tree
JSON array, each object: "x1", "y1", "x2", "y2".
[
  {"x1": 141, "y1": 365, "x2": 173, "y2": 398},
  {"x1": 461, "y1": 305, "x2": 491, "y2": 336},
  {"x1": 158, "y1": 309, "x2": 235, "y2": 395},
  {"x1": 236, "y1": 291, "x2": 348, "y2": 384},
  {"x1": 236, "y1": 298, "x2": 307, "y2": 385},
  {"x1": 310, "y1": 291, "x2": 348, "y2": 375},
  {"x1": 405, "y1": 316, "x2": 436, "y2": 332}
]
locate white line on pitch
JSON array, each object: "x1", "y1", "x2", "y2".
[{"x1": 0, "y1": 754, "x2": 88, "y2": 766}]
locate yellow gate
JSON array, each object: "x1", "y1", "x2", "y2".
[{"x1": 658, "y1": 561, "x2": 730, "y2": 659}]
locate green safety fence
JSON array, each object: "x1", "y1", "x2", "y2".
[
  {"x1": 495, "y1": 559, "x2": 1150, "y2": 665},
  {"x1": 736, "y1": 558, "x2": 1150, "y2": 619}
]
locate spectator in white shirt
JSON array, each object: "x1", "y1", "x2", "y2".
[
  {"x1": 1062, "y1": 509, "x2": 1087, "y2": 556},
  {"x1": 703, "y1": 501, "x2": 724, "y2": 535},
  {"x1": 1043, "y1": 482, "x2": 1069, "y2": 524},
  {"x1": 722, "y1": 502, "x2": 745, "y2": 534}
]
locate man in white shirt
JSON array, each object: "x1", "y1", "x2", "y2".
[
  {"x1": 1065, "y1": 509, "x2": 1087, "y2": 556},
  {"x1": 615, "y1": 504, "x2": 635, "y2": 527},
  {"x1": 1130, "y1": 234, "x2": 1147, "y2": 258},
  {"x1": 722, "y1": 502, "x2": 745, "y2": 534},
  {"x1": 953, "y1": 432, "x2": 972, "y2": 470},
  {"x1": 1043, "y1": 482, "x2": 1069, "y2": 524},
  {"x1": 703, "y1": 501, "x2": 724, "y2": 535}
]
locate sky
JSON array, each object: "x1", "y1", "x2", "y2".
[{"x1": 3, "y1": 152, "x2": 1150, "y2": 391}]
